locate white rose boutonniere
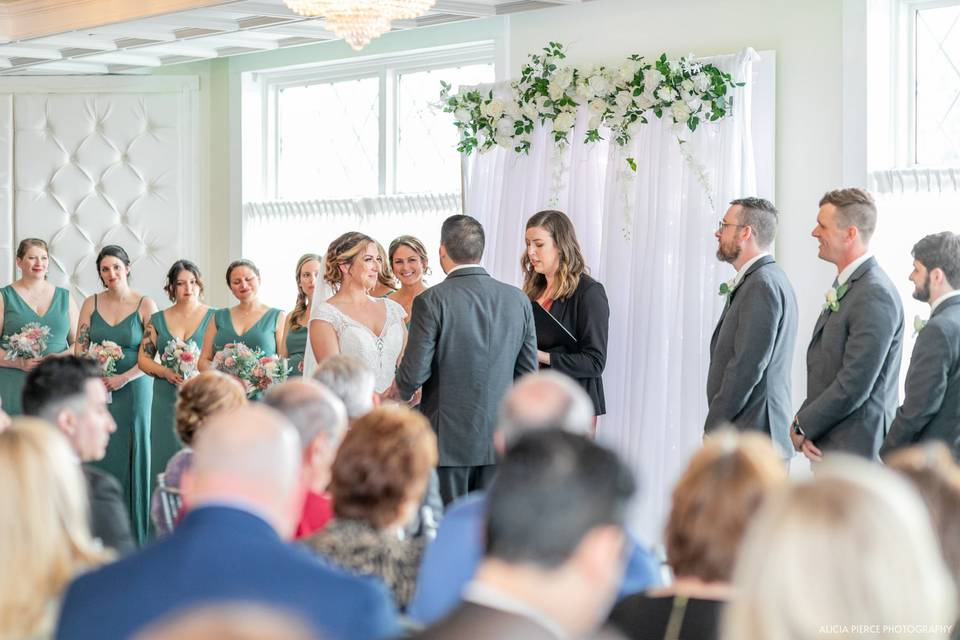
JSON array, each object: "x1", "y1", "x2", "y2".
[
  {"x1": 914, "y1": 315, "x2": 927, "y2": 336},
  {"x1": 823, "y1": 283, "x2": 850, "y2": 313},
  {"x1": 718, "y1": 278, "x2": 736, "y2": 298}
]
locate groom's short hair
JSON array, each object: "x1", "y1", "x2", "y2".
[
  {"x1": 441, "y1": 215, "x2": 485, "y2": 264},
  {"x1": 912, "y1": 232, "x2": 960, "y2": 289},
  {"x1": 730, "y1": 197, "x2": 778, "y2": 250}
]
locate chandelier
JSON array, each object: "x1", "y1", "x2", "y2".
[{"x1": 285, "y1": 0, "x2": 436, "y2": 51}]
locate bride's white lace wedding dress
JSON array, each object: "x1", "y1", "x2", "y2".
[{"x1": 307, "y1": 297, "x2": 407, "y2": 393}]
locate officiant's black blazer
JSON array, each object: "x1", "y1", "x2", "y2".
[{"x1": 545, "y1": 274, "x2": 609, "y2": 415}]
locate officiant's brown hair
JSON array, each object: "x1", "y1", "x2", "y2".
[{"x1": 522, "y1": 210, "x2": 586, "y2": 301}]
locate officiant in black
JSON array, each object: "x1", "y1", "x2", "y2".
[{"x1": 523, "y1": 210, "x2": 610, "y2": 432}]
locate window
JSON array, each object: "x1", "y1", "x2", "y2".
[
  {"x1": 243, "y1": 43, "x2": 496, "y2": 309},
  {"x1": 913, "y1": 2, "x2": 960, "y2": 166}
]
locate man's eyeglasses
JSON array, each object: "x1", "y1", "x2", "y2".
[{"x1": 717, "y1": 219, "x2": 746, "y2": 232}]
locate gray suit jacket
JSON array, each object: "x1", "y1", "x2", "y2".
[
  {"x1": 411, "y1": 601, "x2": 559, "y2": 640},
  {"x1": 705, "y1": 256, "x2": 798, "y2": 457},
  {"x1": 395, "y1": 266, "x2": 537, "y2": 467},
  {"x1": 797, "y1": 257, "x2": 904, "y2": 458},
  {"x1": 881, "y1": 295, "x2": 960, "y2": 460}
]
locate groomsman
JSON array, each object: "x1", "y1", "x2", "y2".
[
  {"x1": 705, "y1": 198, "x2": 798, "y2": 458},
  {"x1": 881, "y1": 232, "x2": 960, "y2": 460},
  {"x1": 792, "y1": 188, "x2": 903, "y2": 461}
]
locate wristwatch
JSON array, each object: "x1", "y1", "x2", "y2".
[{"x1": 792, "y1": 416, "x2": 804, "y2": 437}]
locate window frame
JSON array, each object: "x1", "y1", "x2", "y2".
[{"x1": 255, "y1": 41, "x2": 496, "y2": 200}]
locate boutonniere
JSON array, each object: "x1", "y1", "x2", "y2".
[
  {"x1": 822, "y1": 283, "x2": 850, "y2": 313},
  {"x1": 914, "y1": 315, "x2": 927, "y2": 336},
  {"x1": 718, "y1": 278, "x2": 736, "y2": 298}
]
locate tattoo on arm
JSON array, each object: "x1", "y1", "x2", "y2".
[
  {"x1": 141, "y1": 323, "x2": 158, "y2": 358},
  {"x1": 77, "y1": 323, "x2": 90, "y2": 352}
]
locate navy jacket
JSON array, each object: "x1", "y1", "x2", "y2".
[{"x1": 56, "y1": 506, "x2": 399, "y2": 640}]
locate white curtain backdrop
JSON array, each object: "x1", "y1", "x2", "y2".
[{"x1": 463, "y1": 49, "x2": 759, "y2": 544}]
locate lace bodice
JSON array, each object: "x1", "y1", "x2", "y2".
[{"x1": 311, "y1": 298, "x2": 406, "y2": 393}]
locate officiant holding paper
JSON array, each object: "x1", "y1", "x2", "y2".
[{"x1": 523, "y1": 211, "x2": 609, "y2": 426}]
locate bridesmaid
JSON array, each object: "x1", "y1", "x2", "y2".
[
  {"x1": 0, "y1": 239, "x2": 78, "y2": 415},
  {"x1": 369, "y1": 240, "x2": 397, "y2": 298},
  {"x1": 199, "y1": 259, "x2": 285, "y2": 398},
  {"x1": 137, "y1": 260, "x2": 213, "y2": 500},
  {"x1": 76, "y1": 244, "x2": 158, "y2": 545},
  {"x1": 279, "y1": 254, "x2": 321, "y2": 377},
  {"x1": 388, "y1": 235, "x2": 430, "y2": 328}
]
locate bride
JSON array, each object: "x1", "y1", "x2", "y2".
[{"x1": 306, "y1": 232, "x2": 406, "y2": 393}]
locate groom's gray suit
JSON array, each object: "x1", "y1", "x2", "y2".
[
  {"x1": 705, "y1": 256, "x2": 798, "y2": 458},
  {"x1": 881, "y1": 295, "x2": 960, "y2": 460},
  {"x1": 395, "y1": 265, "x2": 537, "y2": 503},
  {"x1": 796, "y1": 257, "x2": 904, "y2": 458}
]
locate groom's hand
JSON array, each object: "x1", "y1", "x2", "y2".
[{"x1": 382, "y1": 380, "x2": 403, "y2": 402}]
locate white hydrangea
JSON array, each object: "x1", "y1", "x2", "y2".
[{"x1": 693, "y1": 73, "x2": 711, "y2": 93}]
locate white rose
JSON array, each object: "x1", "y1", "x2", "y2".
[
  {"x1": 522, "y1": 101, "x2": 539, "y2": 121},
  {"x1": 496, "y1": 118, "x2": 515, "y2": 136},
  {"x1": 635, "y1": 92, "x2": 655, "y2": 111},
  {"x1": 548, "y1": 80, "x2": 566, "y2": 101},
  {"x1": 576, "y1": 81, "x2": 595, "y2": 101},
  {"x1": 616, "y1": 90, "x2": 634, "y2": 109},
  {"x1": 553, "y1": 111, "x2": 576, "y2": 132},
  {"x1": 587, "y1": 74, "x2": 611, "y2": 97},
  {"x1": 693, "y1": 73, "x2": 711, "y2": 93},
  {"x1": 504, "y1": 100, "x2": 522, "y2": 120},
  {"x1": 481, "y1": 98, "x2": 504, "y2": 119},
  {"x1": 554, "y1": 66, "x2": 575, "y2": 89},
  {"x1": 454, "y1": 108, "x2": 471, "y2": 123},
  {"x1": 495, "y1": 135, "x2": 513, "y2": 149},
  {"x1": 535, "y1": 96, "x2": 550, "y2": 112},
  {"x1": 643, "y1": 68, "x2": 664, "y2": 89},
  {"x1": 825, "y1": 288, "x2": 838, "y2": 305},
  {"x1": 681, "y1": 79, "x2": 695, "y2": 92},
  {"x1": 671, "y1": 100, "x2": 691, "y2": 123},
  {"x1": 618, "y1": 59, "x2": 639, "y2": 82},
  {"x1": 587, "y1": 114, "x2": 602, "y2": 130},
  {"x1": 589, "y1": 98, "x2": 607, "y2": 114},
  {"x1": 656, "y1": 86, "x2": 677, "y2": 103}
]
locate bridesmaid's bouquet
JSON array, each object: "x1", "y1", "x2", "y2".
[
  {"x1": 86, "y1": 340, "x2": 124, "y2": 377},
  {"x1": 160, "y1": 338, "x2": 200, "y2": 380},
  {"x1": 213, "y1": 343, "x2": 289, "y2": 397},
  {"x1": 2, "y1": 322, "x2": 51, "y2": 360}
]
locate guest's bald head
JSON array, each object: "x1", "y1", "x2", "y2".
[
  {"x1": 264, "y1": 379, "x2": 348, "y2": 451},
  {"x1": 184, "y1": 405, "x2": 304, "y2": 538},
  {"x1": 497, "y1": 372, "x2": 593, "y2": 448}
]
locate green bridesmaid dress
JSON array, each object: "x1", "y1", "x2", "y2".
[
  {"x1": 212, "y1": 307, "x2": 282, "y2": 399},
  {"x1": 285, "y1": 325, "x2": 308, "y2": 377},
  {"x1": 88, "y1": 295, "x2": 154, "y2": 546},
  {"x1": 148, "y1": 308, "x2": 214, "y2": 496},
  {"x1": 0, "y1": 285, "x2": 71, "y2": 415}
]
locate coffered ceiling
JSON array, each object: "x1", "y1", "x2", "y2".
[{"x1": 0, "y1": 0, "x2": 587, "y2": 74}]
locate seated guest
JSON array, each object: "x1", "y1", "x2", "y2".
[
  {"x1": 56, "y1": 405, "x2": 400, "y2": 640},
  {"x1": 314, "y1": 354, "x2": 442, "y2": 538},
  {"x1": 887, "y1": 442, "x2": 960, "y2": 587},
  {"x1": 0, "y1": 419, "x2": 108, "y2": 639},
  {"x1": 264, "y1": 379, "x2": 349, "y2": 538},
  {"x1": 608, "y1": 430, "x2": 786, "y2": 640},
  {"x1": 22, "y1": 356, "x2": 134, "y2": 553},
  {"x1": 303, "y1": 406, "x2": 437, "y2": 610},
  {"x1": 413, "y1": 430, "x2": 635, "y2": 639},
  {"x1": 408, "y1": 371, "x2": 662, "y2": 625},
  {"x1": 150, "y1": 371, "x2": 247, "y2": 535},
  {"x1": 723, "y1": 456, "x2": 956, "y2": 640}
]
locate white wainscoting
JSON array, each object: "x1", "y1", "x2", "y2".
[{"x1": 0, "y1": 76, "x2": 199, "y2": 305}]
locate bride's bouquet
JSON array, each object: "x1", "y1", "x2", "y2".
[
  {"x1": 213, "y1": 342, "x2": 289, "y2": 397},
  {"x1": 86, "y1": 340, "x2": 124, "y2": 377},
  {"x1": 2, "y1": 322, "x2": 51, "y2": 360},
  {"x1": 160, "y1": 338, "x2": 200, "y2": 380}
]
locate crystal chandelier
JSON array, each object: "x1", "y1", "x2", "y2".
[{"x1": 284, "y1": 0, "x2": 436, "y2": 51}]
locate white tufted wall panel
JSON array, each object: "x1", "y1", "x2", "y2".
[{"x1": 0, "y1": 77, "x2": 199, "y2": 305}]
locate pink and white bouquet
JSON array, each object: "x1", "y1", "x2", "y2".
[
  {"x1": 213, "y1": 342, "x2": 289, "y2": 397},
  {"x1": 86, "y1": 340, "x2": 124, "y2": 377},
  {"x1": 2, "y1": 322, "x2": 51, "y2": 360},
  {"x1": 160, "y1": 338, "x2": 200, "y2": 380}
]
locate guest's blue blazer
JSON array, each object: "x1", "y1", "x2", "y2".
[{"x1": 56, "y1": 506, "x2": 399, "y2": 640}]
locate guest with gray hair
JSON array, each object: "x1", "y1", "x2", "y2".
[
  {"x1": 408, "y1": 371, "x2": 661, "y2": 625},
  {"x1": 57, "y1": 404, "x2": 400, "y2": 640},
  {"x1": 264, "y1": 379, "x2": 349, "y2": 538},
  {"x1": 312, "y1": 354, "x2": 377, "y2": 420},
  {"x1": 706, "y1": 197, "x2": 798, "y2": 459}
]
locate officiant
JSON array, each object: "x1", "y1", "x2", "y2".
[{"x1": 523, "y1": 210, "x2": 609, "y2": 429}]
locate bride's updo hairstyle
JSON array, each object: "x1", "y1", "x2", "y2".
[{"x1": 324, "y1": 232, "x2": 376, "y2": 291}]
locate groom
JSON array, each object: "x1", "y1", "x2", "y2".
[{"x1": 393, "y1": 215, "x2": 537, "y2": 505}]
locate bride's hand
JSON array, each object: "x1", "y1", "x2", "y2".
[{"x1": 409, "y1": 388, "x2": 422, "y2": 407}]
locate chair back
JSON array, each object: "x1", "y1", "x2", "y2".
[{"x1": 157, "y1": 472, "x2": 183, "y2": 535}]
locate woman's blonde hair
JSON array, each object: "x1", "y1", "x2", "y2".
[
  {"x1": 665, "y1": 430, "x2": 786, "y2": 582},
  {"x1": 323, "y1": 232, "x2": 376, "y2": 291},
  {"x1": 175, "y1": 371, "x2": 247, "y2": 446},
  {"x1": 521, "y1": 210, "x2": 587, "y2": 300},
  {"x1": 0, "y1": 419, "x2": 108, "y2": 637},
  {"x1": 374, "y1": 240, "x2": 396, "y2": 291},
  {"x1": 16, "y1": 238, "x2": 49, "y2": 260},
  {"x1": 288, "y1": 253, "x2": 322, "y2": 331},
  {"x1": 723, "y1": 456, "x2": 957, "y2": 640}
]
